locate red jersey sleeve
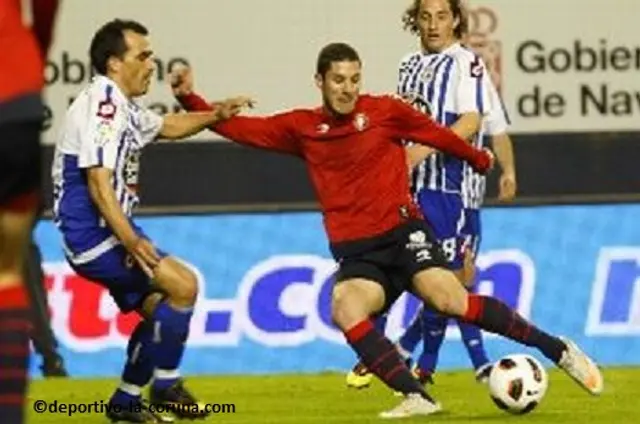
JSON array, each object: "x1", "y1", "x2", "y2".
[
  {"x1": 385, "y1": 97, "x2": 492, "y2": 173},
  {"x1": 178, "y1": 93, "x2": 302, "y2": 156}
]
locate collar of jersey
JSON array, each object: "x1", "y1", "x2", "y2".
[
  {"x1": 422, "y1": 41, "x2": 460, "y2": 56},
  {"x1": 92, "y1": 75, "x2": 136, "y2": 107}
]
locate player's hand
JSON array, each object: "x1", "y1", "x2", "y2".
[
  {"x1": 473, "y1": 147, "x2": 495, "y2": 174},
  {"x1": 498, "y1": 171, "x2": 517, "y2": 202},
  {"x1": 126, "y1": 237, "x2": 161, "y2": 278},
  {"x1": 215, "y1": 96, "x2": 256, "y2": 120},
  {"x1": 170, "y1": 65, "x2": 195, "y2": 97}
]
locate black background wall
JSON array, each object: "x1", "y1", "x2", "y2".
[{"x1": 40, "y1": 131, "x2": 640, "y2": 215}]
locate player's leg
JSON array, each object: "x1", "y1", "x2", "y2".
[
  {"x1": 456, "y1": 212, "x2": 492, "y2": 382},
  {"x1": 333, "y1": 275, "x2": 428, "y2": 398},
  {"x1": 408, "y1": 234, "x2": 603, "y2": 395},
  {"x1": 396, "y1": 303, "x2": 423, "y2": 360},
  {"x1": 0, "y1": 211, "x2": 34, "y2": 424},
  {"x1": 126, "y1": 251, "x2": 207, "y2": 420},
  {"x1": 68, "y1": 246, "x2": 168, "y2": 423},
  {"x1": 345, "y1": 312, "x2": 388, "y2": 389},
  {"x1": 331, "y1": 237, "x2": 441, "y2": 418},
  {"x1": 24, "y1": 237, "x2": 68, "y2": 377},
  {"x1": 0, "y1": 121, "x2": 43, "y2": 424},
  {"x1": 448, "y1": 212, "x2": 491, "y2": 381},
  {"x1": 413, "y1": 307, "x2": 447, "y2": 385},
  {"x1": 412, "y1": 190, "x2": 463, "y2": 384}
]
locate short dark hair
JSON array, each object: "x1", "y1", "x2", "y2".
[
  {"x1": 402, "y1": 0, "x2": 467, "y2": 39},
  {"x1": 90, "y1": 19, "x2": 149, "y2": 75},
  {"x1": 316, "y1": 43, "x2": 361, "y2": 77}
]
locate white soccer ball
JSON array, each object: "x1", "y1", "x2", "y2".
[{"x1": 488, "y1": 354, "x2": 548, "y2": 414}]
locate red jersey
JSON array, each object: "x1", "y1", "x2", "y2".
[
  {"x1": 179, "y1": 93, "x2": 491, "y2": 243},
  {"x1": 0, "y1": 0, "x2": 58, "y2": 122}
]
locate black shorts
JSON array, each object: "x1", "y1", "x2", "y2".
[
  {"x1": 0, "y1": 121, "x2": 42, "y2": 210},
  {"x1": 330, "y1": 219, "x2": 449, "y2": 313}
]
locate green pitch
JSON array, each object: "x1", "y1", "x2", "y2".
[{"x1": 27, "y1": 367, "x2": 638, "y2": 423}]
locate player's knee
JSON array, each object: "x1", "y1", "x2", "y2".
[
  {"x1": 174, "y1": 271, "x2": 198, "y2": 306},
  {"x1": 417, "y1": 270, "x2": 468, "y2": 317},
  {"x1": 154, "y1": 258, "x2": 200, "y2": 307},
  {"x1": 165, "y1": 267, "x2": 198, "y2": 307},
  {"x1": 430, "y1": 286, "x2": 467, "y2": 317},
  {"x1": 331, "y1": 283, "x2": 366, "y2": 330}
]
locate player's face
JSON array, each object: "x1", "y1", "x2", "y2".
[
  {"x1": 417, "y1": 0, "x2": 459, "y2": 53},
  {"x1": 316, "y1": 61, "x2": 362, "y2": 116},
  {"x1": 118, "y1": 30, "x2": 156, "y2": 97}
]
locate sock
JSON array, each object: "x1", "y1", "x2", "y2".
[
  {"x1": 345, "y1": 319, "x2": 431, "y2": 400},
  {"x1": 0, "y1": 285, "x2": 31, "y2": 424},
  {"x1": 462, "y1": 294, "x2": 566, "y2": 363},
  {"x1": 150, "y1": 301, "x2": 193, "y2": 390},
  {"x1": 417, "y1": 307, "x2": 448, "y2": 373},
  {"x1": 457, "y1": 320, "x2": 490, "y2": 370},
  {"x1": 121, "y1": 321, "x2": 154, "y2": 388},
  {"x1": 397, "y1": 307, "x2": 424, "y2": 356},
  {"x1": 110, "y1": 383, "x2": 142, "y2": 407}
]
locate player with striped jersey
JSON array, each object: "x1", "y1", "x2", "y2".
[
  {"x1": 392, "y1": 65, "x2": 517, "y2": 390},
  {"x1": 346, "y1": 0, "x2": 497, "y2": 390},
  {"x1": 52, "y1": 19, "x2": 251, "y2": 423}
]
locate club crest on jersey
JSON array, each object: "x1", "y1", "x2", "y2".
[
  {"x1": 421, "y1": 67, "x2": 435, "y2": 82},
  {"x1": 353, "y1": 113, "x2": 369, "y2": 131},
  {"x1": 317, "y1": 123, "x2": 330, "y2": 134},
  {"x1": 97, "y1": 100, "x2": 117, "y2": 120}
]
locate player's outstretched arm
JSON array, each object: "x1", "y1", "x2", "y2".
[
  {"x1": 388, "y1": 98, "x2": 493, "y2": 174},
  {"x1": 170, "y1": 67, "x2": 301, "y2": 155},
  {"x1": 158, "y1": 104, "x2": 251, "y2": 140}
]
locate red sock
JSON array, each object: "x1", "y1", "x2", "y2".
[
  {"x1": 345, "y1": 319, "x2": 433, "y2": 401},
  {"x1": 0, "y1": 285, "x2": 30, "y2": 309},
  {"x1": 0, "y1": 283, "x2": 31, "y2": 424},
  {"x1": 462, "y1": 294, "x2": 565, "y2": 363}
]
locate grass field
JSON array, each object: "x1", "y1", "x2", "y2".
[{"x1": 27, "y1": 367, "x2": 637, "y2": 423}]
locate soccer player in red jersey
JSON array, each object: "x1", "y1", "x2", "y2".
[
  {"x1": 0, "y1": 1, "x2": 60, "y2": 422},
  {"x1": 172, "y1": 43, "x2": 603, "y2": 418}
]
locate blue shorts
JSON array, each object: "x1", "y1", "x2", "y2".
[
  {"x1": 416, "y1": 189, "x2": 466, "y2": 269},
  {"x1": 461, "y1": 208, "x2": 482, "y2": 260},
  {"x1": 64, "y1": 224, "x2": 168, "y2": 313}
]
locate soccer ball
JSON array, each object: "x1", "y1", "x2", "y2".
[{"x1": 488, "y1": 354, "x2": 548, "y2": 415}]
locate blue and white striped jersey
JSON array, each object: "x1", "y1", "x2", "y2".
[
  {"x1": 463, "y1": 77, "x2": 511, "y2": 209},
  {"x1": 51, "y1": 75, "x2": 163, "y2": 255},
  {"x1": 397, "y1": 42, "x2": 493, "y2": 197}
]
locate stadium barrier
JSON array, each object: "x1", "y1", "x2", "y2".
[{"x1": 34, "y1": 203, "x2": 640, "y2": 377}]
